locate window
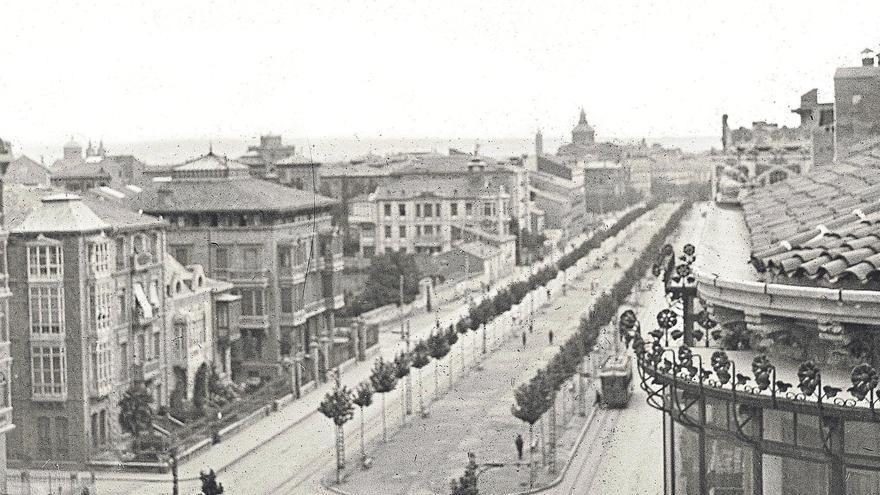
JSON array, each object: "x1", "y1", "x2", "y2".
[
  {"x1": 171, "y1": 245, "x2": 191, "y2": 265},
  {"x1": 29, "y1": 286, "x2": 64, "y2": 335},
  {"x1": 31, "y1": 345, "x2": 66, "y2": 398},
  {"x1": 239, "y1": 288, "x2": 264, "y2": 316},
  {"x1": 484, "y1": 202, "x2": 493, "y2": 216},
  {"x1": 119, "y1": 343, "x2": 128, "y2": 380},
  {"x1": 152, "y1": 233, "x2": 161, "y2": 256},
  {"x1": 451, "y1": 203, "x2": 458, "y2": 216},
  {"x1": 217, "y1": 305, "x2": 229, "y2": 328},
  {"x1": 56, "y1": 417, "x2": 69, "y2": 459},
  {"x1": 153, "y1": 331, "x2": 161, "y2": 360},
  {"x1": 398, "y1": 204, "x2": 406, "y2": 216},
  {"x1": 384, "y1": 226, "x2": 392, "y2": 238},
  {"x1": 214, "y1": 246, "x2": 229, "y2": 270},
  {"x1": 399, "y1": 226, "x2": 407, "y2": 238},
  {"x1": 99, "y1": 410, "x2": 106, "y2": 445},
  {"x1": 137, "y1": 333, "x2": 146, "y2": 362},
  {"x1": 92, "y1": 341, "x2": 112, "y2": 392},
  {"x1": 281, "y1": 286, "x2": 294, "y2": 314},
  {"x1": 416, "y1": 225, "x2": 422, "y2": 236},
  {"x1": 424, "y1": 203, "x2": 433, "y2": 217},
  {"x1": 0, "y1": 302, "x2": 8, "y2": 342},
  {"x1": 424, "y1": 225, "x2": 434, "y2": 235},
  {"x1": 37, "y1": 417, "x2": 51, "y2": 459},
  {"x1": 89, "y1": 241, "x2": 110, "y2": 274},
  {"x1": 92, "y1": 284, "x2": 113, "y2": 333},
  {"x1": 242, "y1": 247, "x2": 261, "y2": 271},
  {"x1": 174, "y1": 324, "x2": 185, "y2": 357},
  {"x1": 28, "y1": 244, "x2": 63, "y2": 279},
  {"x1": 384, "y1": 204, "x2": 392, "y2": 217},
  {"x1": 465, "y1": 202, "x2": 473, "y2": 216},
  {"x1": 416, "y1": 204, "x2": 422, "y2": 217},
  {"x1": 278, "y1": 247, "x2": 292, "y2": 270},
  {"x1": 118, "y1": 288, "x2": 127, "y2": 321},
  {"x1": 0, "y1": 373, "x2": 8, "y2": 408},
  {"x1": 435, "y1": 203, "x2": 441, "y2": 216}
]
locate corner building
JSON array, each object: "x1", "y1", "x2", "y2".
[{"x1": 126, "y1": 152, "x2": 344, "y2": 387}]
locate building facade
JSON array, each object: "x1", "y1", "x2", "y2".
[
  {"x1": 122, "y1": 152, "x2": 344, "y2": 389},
  {"x1": 834, "y1": 52, "x2": 880, "y2": 159},
  {"x1": 6, "y1": 192, "x2": 169, "y2": 464},
  {"x1": 0, "y1": 140, "x2": 14, "y2": 491}
]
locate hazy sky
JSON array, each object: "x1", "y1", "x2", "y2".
[{"x1": 1, "y1": 0, "x2": 878, "y2": 147}]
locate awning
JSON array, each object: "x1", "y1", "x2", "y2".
[{"x1": 134, "y1": 283, "x2": 153, "y2": 319}]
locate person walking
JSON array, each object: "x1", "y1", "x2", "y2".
[
  {"x1": 515, "y1": 434, "x2": 524, "y2": 461},
  {"x1": 548, "y1": 329, "x2": 554, "y2": 346},
  {"x1": 522, "y1": 331, "x2": 527, "y2": 348}
]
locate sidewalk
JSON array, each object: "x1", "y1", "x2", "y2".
[
  {"x1": 326, "y1": 205, "x2": 676, "y2": 495},
  {"x1": 43, "y1": 204, "x2": 648, "y2": 494}
]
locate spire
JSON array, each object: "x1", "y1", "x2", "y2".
[
  {"x1": 579, "y1": 108, "x2": 587, "y2": 124},
  {"x1": 208, "y1": 141, "x2": 214, "y2": 155},
  {"x1": 97, "y1": 139, "x2": 105, "y2": 156}
]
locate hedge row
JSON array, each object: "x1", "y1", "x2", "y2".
[
  {"x1": 521, "y1": 201, "x2": 693, "y2": 408},
  {"x1": 456, "y1": 204, "x2": 653, "y2": 334}
]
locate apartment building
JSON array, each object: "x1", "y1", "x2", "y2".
[
  {"x1": 122, "y1": 152, "x2": 344, "y2": 389},
  {"x1": 369, "y1": 163, "x2": 513, "y2": 256},
  {"x1": 0, "y1": 141, "x2": 13, "y2": 490},
  {"x1": 6, "y1": 191, "x2": 169, "y2": 464}
]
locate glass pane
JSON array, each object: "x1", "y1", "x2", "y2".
[
  {"x1": 762, "y1": 408, "x2": 794, "y2": 443},
  {"x1": 705, "y1": 397, "x2": 728, "y2": 431},
  {"x1": 845, "y1": 421, "x2": 880, "y2": 457},
  {"x1": 674, "y1": 424, "x2": 700, "y2": 494},
  {"x1": 796, "y1": 414, "x2": 822, "y2": 449},
  {"x1": 762, "y1": 454, "x2": 828, "y2": 495},
  {"x1": 705, "y1": 433, "x2": 753, "y2": 494},
  {"x1": 846, "y1": 467, "x2": 880, "y2": 495}
]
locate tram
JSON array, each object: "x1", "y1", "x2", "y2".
[{"x1": 599, "y1": 353, "x2": 633, "y2": 408}]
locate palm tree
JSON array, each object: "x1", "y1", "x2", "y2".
[
  {"x1": 369, "y1": 357, "x2": 397, "y2": 442},
  {"x1": 352, "y1": 381, "x2": 374, "y2": 462},
  {"x1": 118, "y1": 382, "x2": 154, "y2": 451}
]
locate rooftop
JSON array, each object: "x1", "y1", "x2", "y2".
[{"x1": 373, "y1": 174, "x2": 509, "y2": 200}]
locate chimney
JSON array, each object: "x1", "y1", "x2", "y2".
[{"x1": 862, "y1": 48, "x2": 875, "y2": 66}]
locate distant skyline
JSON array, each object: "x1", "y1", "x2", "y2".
[{"x1": 1, "y1": 1, "x2": 878, "y2": 147}]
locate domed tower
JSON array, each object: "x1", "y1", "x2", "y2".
[
  {"x1": 572, "y1": 108, "x2": 595, "y2": 146},
  {"x1": 63, "y1": 137, "x2": 82, "y2": 160}
]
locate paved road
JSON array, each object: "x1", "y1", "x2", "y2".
[
  {"x1": 81, "y1": 208, "x2": 645, "y2": 495},
  {"x1": 550, "y1": 202, "x2": 708, "y2": 495}
]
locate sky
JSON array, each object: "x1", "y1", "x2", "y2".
[{"x1": 1, "y1": 0, "x2": 878, "y2": 148}]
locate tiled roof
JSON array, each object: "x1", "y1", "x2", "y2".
[
  {"x1": 744, "y1": 142, "x2": 880, "y2": 285},
  {"x1": 51, "y1": 158, "x2": 115, "y2": 179},
  {"x1": 123, "y1": 176, "x2": 336, "y2": 214},
  {"x1": 373, "y1": 175, "x2": 507, "y2": 200},
  {"x1": 172, "y1": 153, "x2": 249, "y2": 172},
  {"x1": 5, "y1": 185, "x2": 164, "y2": 234}
]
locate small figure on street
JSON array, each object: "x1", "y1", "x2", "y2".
[
  {"x1": 522, "y1": 331, "x2": 527, "y2": 348},
  {"x1": 546, "y1": 288, "x2": 551, "y2": 299},
  {"x1": 548, "y1": 329, "x2": 554, "y2": 346},
  {"x1": 515, "y1": 434, "x2": 524, "y2": 461},
  {"x1": 529, "y1": 322, "x2": 534, "y2": 334}
]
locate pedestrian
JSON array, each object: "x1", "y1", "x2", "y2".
[
  {"x1": 546, "y1": 288, "x2": 551, "y2": 299},
  {"x1": 522, "y1": 331, "x2": 527, "y2": 348},
  {"x1": 529, "y1": 322, "x2": 534, "y2": 334},
  {"x1": 515, "y1": 434, "x2": 524, "y2": 461},
  {"x1": 548, "y1": 329, "x2": 554, "y2": 346}
]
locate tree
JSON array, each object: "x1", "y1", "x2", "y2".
[
  {"x1": 200, "y1": 469, "x2": 224, "y2": 495},
  {"x1": 428, "y1": 331, "x2": 451, "y2": 398},
  {"x1": 352, "y1": 381, "x2": 374, "y2": 462},
  {"x1": 393, "y1": 351, "x2": 412, "y2": 426},
  {"x1": 445, "y1": 326, "x2": 459, "y2": 388},
  {"x1": 449, "y1": 453, "x2": 479, "y2": 495},
  {"x1": 369, "y1": 357, "x2": 397, "y2": 442},
  {"x1": 411, "y1": 340, "x2": 432, "y2": 417},
  {"x1": 318, "y1": 384, "x2": 355, "y2": 483},
  {"x1": 193, "y1": 363, "x2": 209, "y2": 412},
  {"x1": 361, "y1": 251, "x2": 422, "y2": 309},
  {"x1": 119, "y1": 382, "x2": 154, "y2": 450},
  {"x1": 511, "y1": 372, "x2": 551, "y2": 488}
]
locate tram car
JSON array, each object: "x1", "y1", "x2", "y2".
[{"x1": 599, "y1": 353, "x2": 633, "y2": 408}]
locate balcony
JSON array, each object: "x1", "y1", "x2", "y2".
[
  {"x1": 239, "y1": 314, "x2": 270, "y2": 329},
  {"x1": 213, "y1": 268, "x2": 271, "y2": 285},
  {"x1": 279, "y1": 264, "x2": 307, "y2": 284},
  {"x1": 132, "y1": 359, "x2": 161, "y2": 382},
  {"x1": 413, "y1": 234, "x2": 444, "y2": 246},
  {"x1": 131, "y1": 252, "x2": 157, "y2": 272}
]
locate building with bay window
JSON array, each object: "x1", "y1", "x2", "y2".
[
  {"x1": 5, "y1": 190, "x2": 168, "y2": 464},
  {"x1": 117, "y1": 151, "x2": 345, "y2": 392}
]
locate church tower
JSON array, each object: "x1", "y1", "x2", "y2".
[{"x1": 572, "y1": 108, "x2": 596, "y2": 146}]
